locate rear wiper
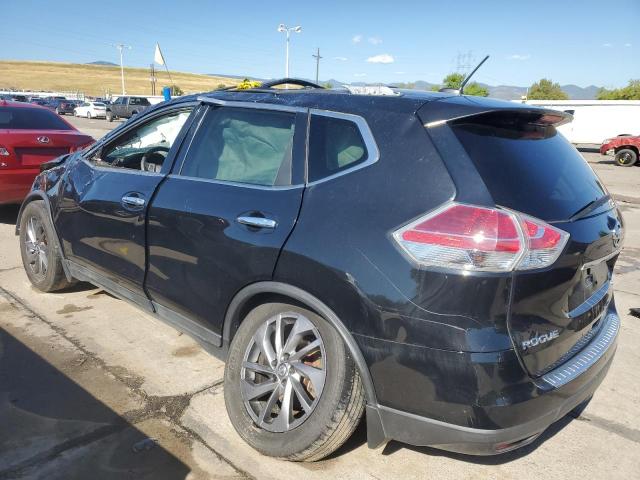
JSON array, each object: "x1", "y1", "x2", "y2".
[{"x1": 569, "y1": 195, "x2": 612, "y2": 221}]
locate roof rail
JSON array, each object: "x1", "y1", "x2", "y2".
[{"x1": 259, "y1": 78, "x2": 325, "y2": 89}]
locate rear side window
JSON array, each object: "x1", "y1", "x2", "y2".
[
  {"x1": 308, "y1": 114, "x2": 368, "y2": 182},
  {"x1": 0, "y1": 107, "x2": 72, "y2": 130},
  {"x1": 181, "y1": 107, "x2": 295, "y2": 186},
  {"x1": 451, "y1": 113, "x2": 607, "y2": 221}
]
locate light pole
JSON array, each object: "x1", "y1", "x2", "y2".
[
  {"x1": 113, "y1": 43, "x2": 131, "y2": 95},
  {"x1": 277, "y1": 24, "x2": 302, "y2": 79}
]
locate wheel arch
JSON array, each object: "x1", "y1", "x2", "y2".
[
  {"x1": 16, "y1": 192, "x2": 73, "y2": 282},
  {"x1": 615, "y1": 145, "x2": 639, "y2": 155},
  {"x1": 222, "y1": 281, "x2": 378, "y2": 406}
]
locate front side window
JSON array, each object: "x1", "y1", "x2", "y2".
[
  {"x1": 93, "y1": 109, "x2": 192, "y2": 172},
  {"x1": 307, "y1": 114, "x2": 368, "y2": 182},
  {"x1": 181, "y1": 107, "x2": 296, "y2": 187}
]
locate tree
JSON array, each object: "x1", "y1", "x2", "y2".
[
  {"x1": 236, "y1": 78, "x2": 262, "y2": 90},
  {"x1": 527, "y1": 79, "x2": 568, "y2": 100},
  {"x1": 431, "y1": 72, "x2": 489, "y2": 96},
  {"x1": 597, "y1": 79, "x2": 640, "y2": 100},
  {"x1": 170, "y1": 85, "x2": 183, "y2": 96}
]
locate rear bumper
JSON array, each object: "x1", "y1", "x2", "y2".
[
  {"x1": 364, "y1": 311, "x2": 619, "y2": 455},
  {"x1": 0, "y1": 169, "x2": 40, "y2": 204}
]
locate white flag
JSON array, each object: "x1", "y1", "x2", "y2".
[{"x1": 154, "y1": 43, "x2": 165, "y2": 66}]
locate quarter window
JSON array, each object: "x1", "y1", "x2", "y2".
[
  {"x1": 307, "y1": 114, "x2": 368, "y2": 182},
  {"x1": 181, "y1": 107, "x2": 296, "y2": 187}
]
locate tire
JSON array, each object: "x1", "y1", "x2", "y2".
[
  {"x1": 131, "y1": 110, "x2": 138, "y2": 116},
  {"x1": 86, "y1": 111, "x2": 92, "y2": 119},
  {"x1": 55, "y1": 108, "x2": 60, "y2": 115},
  {"x1": 19, "y1": 201, "x2": 72, "y2": 292},
  {"x1": 106, "y1": 111, "x2": 114, "y2": 122},
  {"x1": 615, "y1": 148, "x2": 638, "y2": 167},
  {"x1": 224, "y1": 303, "x2": 365, "y2": 462}
]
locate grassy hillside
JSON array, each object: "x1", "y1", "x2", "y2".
[{"x1": 0, "y1": 60, "x2": 243, "y2": 97}]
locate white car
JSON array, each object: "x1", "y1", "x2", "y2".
[{"x1": 74, "y1": 102, "x2": 107, "y2": 119}]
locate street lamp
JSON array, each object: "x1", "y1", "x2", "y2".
[{"x1": 277, "y1": 24, "x2": 302, "y2": 79}]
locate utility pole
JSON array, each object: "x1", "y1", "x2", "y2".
[
  {"x1": 312, "y1": 48, "x2": 323, "y2": 84},
  {"x1": 113, "y1": 43, "x2": 131, "y2": 95},
  {"x1": 150, "y1": 64, "x2": 156, "y2": 95}
]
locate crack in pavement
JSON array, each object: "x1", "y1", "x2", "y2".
[
  {"x1": 0, "y1": 286, "x2": 248, "y2": 479},
  {"x1": 569, "y1": 412, "x2": 640, "y2": 445}
]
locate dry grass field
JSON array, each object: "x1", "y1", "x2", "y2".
[{"x1": 0, "y1": 60, "x2": 244, "y2": 96}]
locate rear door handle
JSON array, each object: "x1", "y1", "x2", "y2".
[
  {"x1": 122, "y1": 195, "x2": 146, "y2": 207},
  {"x1": 237, "y1": 216, "x2": 277, "y2": 229}
]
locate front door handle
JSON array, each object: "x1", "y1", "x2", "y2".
[
  {"x1": 237, "y1": 216, "x2": 277, "y2": 229},
  {"x1": 122, "y1": 195, "x2": 146, "y2": 207}
]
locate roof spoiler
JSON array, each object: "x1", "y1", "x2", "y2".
[{"x1": 419, "y1": 100, "x2": 573, "y2": 129}]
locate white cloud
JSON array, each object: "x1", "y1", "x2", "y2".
[
  {"x1": 352, "y1": 34, "x2": 363, "y2": 44},
  {"x1": 507, "y1": 54, "x2": 531, "y2": 61},
  {"x1": 394, "y1": 71, "x2": 406, "y2": 74},
  {"x1": 366, "y1": 53, "x2": 395, "y2": 64},
  {"x1": 603, "y1": 43, "x2": 613, "y2": 47},
  {"x1": 353, "y1": 73, "x2": 367, "y2": 77},
  {"x1": 334, "y1": 56, "x2": 348, "y2": 61},
  {"x1": 368, "y1": 36, "x2": 382, "y2": 45},
  {"x1": 625, "y1": 43, "x2": 632, "y2": 47}
]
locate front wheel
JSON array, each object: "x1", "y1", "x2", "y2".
[
  {"x1": 106, "y1": 111, "x2": 114, "y2": 122},
  {"x1": 86, "y1": 111, "x2": 92, "y2": 119},
  {"x1": 224, "y1": 303, "x2": 365, "y2": 462},
  {"x1": 615, "y1": 148, "x2": 638, "y2": 167},
  {"x1": 19, "y1": 201, "x2": 73, "y2": 292}
]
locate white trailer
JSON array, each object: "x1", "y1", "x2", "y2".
[{"x1": 519, "y1": 100, "x2": 640, "y2": 144}]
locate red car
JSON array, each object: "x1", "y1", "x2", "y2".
[
  {"x1": 600, "y1": 135, "x2": 640, "y2": 167},
  {"x1": 0, "y1": 100, "x2": 93, "y2": 204}
]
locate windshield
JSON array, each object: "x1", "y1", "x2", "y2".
[{"x1": 452, "y1": 119, "x2": 607, "y2": 221}]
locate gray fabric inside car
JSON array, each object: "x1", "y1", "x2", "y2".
[{"x1": 184, "y1": 109, "x2": 295, "y2": 186}]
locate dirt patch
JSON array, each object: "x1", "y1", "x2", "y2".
[
  {"x1": 55, "y1": 304, "x2": 93, "y2": 315},
  {"x1": 172, "y1": 345, "x2": 201, "y2": 358}
]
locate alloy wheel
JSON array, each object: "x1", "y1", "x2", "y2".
[
  {"x1": 619, "y1": 152, "x2": 633, "y2": 165},
  {"x1": 24, "y1": 216, "x2": 48, "y2": 280},
  {"x1": 240, "y1": 312, "x2": 326, "y2": 432}
]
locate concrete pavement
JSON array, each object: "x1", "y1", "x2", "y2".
[{"x1": 0, "y1": 121, "x2": 639, "y2": 479}]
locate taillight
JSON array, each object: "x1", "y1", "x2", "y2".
[
  {"x1": 516, "y1": 215, "x2": 568, "y2": 270},
  {"x1": 393, "y1": 203, "x2": 569, "y2": 272}
]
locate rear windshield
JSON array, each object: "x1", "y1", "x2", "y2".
[
  {"x1": 452, "y1": 115, "x2": 607, "y2": 221},
  {"x1": 0, "y1": 107, "x2": 73, "y2": 130}
]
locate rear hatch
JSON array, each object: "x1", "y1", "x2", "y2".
[{"x1": 433, "y1": 108, "x2": 623, "y2": 376}]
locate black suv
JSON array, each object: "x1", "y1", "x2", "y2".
[
  {"x1": 45, "y1": 98, "x2": 76, "y2": 115},
  {"x1": 16, "y1": 79, "x2": 623, "y2": 461}
]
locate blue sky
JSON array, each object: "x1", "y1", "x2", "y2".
[{"x1": 2, "y1": 0, "x2": 638, "y2": 88}]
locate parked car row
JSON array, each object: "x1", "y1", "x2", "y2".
[{"x1": 9, "y1": 79, "x2": 624, "y2": 462}]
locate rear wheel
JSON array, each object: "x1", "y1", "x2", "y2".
[
  {"x1": 86, "y1": 111, "x2": 92, "y2": 119},
  {"x1": 19, "y1": 201, "x2": 72, "y2": 292},
  {"x1": 106, "y1": 111, "x2": 114, "y2": 122},
  {"x1": 224, "y1": 303, "x2": 365, "y2": 461},
  {"x1": 615, "y1": 148, "x2": 638, "y2": 167}
]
